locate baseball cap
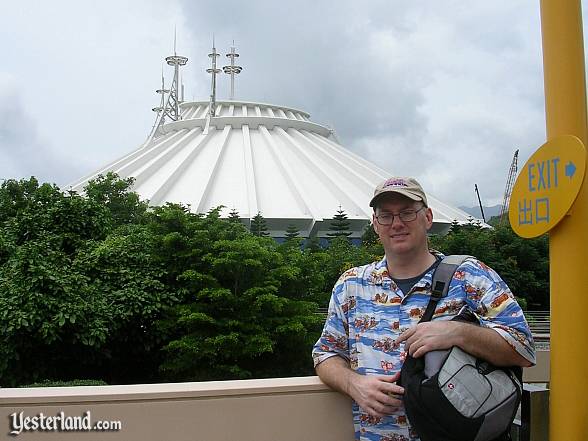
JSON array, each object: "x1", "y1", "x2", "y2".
[{"x1": 369, "y1": 177, "x2": 428, "y2": 207}]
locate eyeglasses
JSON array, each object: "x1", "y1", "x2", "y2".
[{"x1": 374, "y1": 206, "x2": 426, "y2": 225}]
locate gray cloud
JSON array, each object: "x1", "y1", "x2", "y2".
[
  {"x1": 0, "y1": 79, "x2": 78, "y2": 183},
  {"x1": 178, "y1": 0, "x2": 430, "y2": 167},
  {"x1": 0, "y1": 0, "x2": 186, "y2": 187}
]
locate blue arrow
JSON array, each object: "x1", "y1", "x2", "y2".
[{"x1": 565, "y1": 161, "x2": 576, "y2": 178}]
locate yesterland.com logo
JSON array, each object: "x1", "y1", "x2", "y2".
[{"x1": 8, "y1": 411, "x2": 122, "y2": 436}]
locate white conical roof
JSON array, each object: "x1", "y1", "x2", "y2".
[{"x1": 70, "y1": 99, "x2": 478, "y2": 237}]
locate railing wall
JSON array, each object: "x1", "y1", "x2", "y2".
[
  {"x1": 0, "y1": 377, "x2": 353, "y2": 441},
  {"x1": 0, "y1": 351, "x2": 549, "y2": 441}
]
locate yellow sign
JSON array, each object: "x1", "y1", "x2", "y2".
[{"x1": 509, "y1": 135, "x2": 586, "y2": 238}]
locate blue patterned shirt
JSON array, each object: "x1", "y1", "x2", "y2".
[{"x1": 312, "y1": 253, "x2": 535, "y2": 441}]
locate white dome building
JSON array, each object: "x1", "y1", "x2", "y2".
[{"x1": 70, "y1": 46, "x2": 478, "y2": 238}]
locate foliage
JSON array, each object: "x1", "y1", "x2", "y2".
[
  {"x1": 327, "y1": 206, "x2": 352, "y2": 239},
  {"x1": 156, "y1": 226, "x2": 324, "y2": 381},
  {"x1": 304, "y1": 235, "x2": 322, "y2": 252},
  {"x1": 158, "y1": 286, "x2": 323, "y2": 381},
  {"x1": 250, "y1": 212, "x2": 269, "y2": 237},
  {"x1": 285, "y1": 224, "x2": 300, "y2": 241},
  {"x1": 83, "y1": 172, "x2": 148, "y2": 227},
  {"x1": 227, "y1": 208, "x2": 241, "y2": 223},
  {"x1": 0, "y1": 177, "x2": 174, "y2": 386},
  {"x1": 361, "y1": 221, "x2": 379, "y2": 247},
  {"x1": 429, "y1": 222, "x2": 549, "y2": 309},
  {"x1": 20, "y1": 379, "x2": 108, "y2": 387}
]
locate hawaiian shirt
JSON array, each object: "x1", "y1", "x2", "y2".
[{"x1": 312, "y1": 253, "x2": 535, "y2": 441}]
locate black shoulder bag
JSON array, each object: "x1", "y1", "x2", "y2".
[{"x1": 399, "y1": 255, "x2": 522, "y2": 441}]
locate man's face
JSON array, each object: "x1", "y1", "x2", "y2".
[{"x1": 372, "y1": 193, "x2": 433, "y2": 258}]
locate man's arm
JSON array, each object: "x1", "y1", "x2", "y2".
[
  {"x1": 396, "y1": 320, "x2": 532, "y2": 367},
  {"x1": 396, "y1": 258, "x2": 535, "y2": 367},
  {"x1": 315, "y1": 356, "x2": 405, "y2": 418}
]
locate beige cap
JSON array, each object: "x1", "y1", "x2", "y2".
[{"x1": 369, "y1": 177, "x2": 428, "y2": 207}]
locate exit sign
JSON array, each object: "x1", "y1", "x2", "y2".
[{"x1": 509, "y1": 135, "x2": 586, "y2": 238}]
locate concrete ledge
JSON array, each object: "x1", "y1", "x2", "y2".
[
  {"x1": 0, "y1": 377, "x2": 354, "y2": 441},
  {"x1": 0, "y1": 376, "x2": 331, "y2": 404}
]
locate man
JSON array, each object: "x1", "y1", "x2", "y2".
[{"x1": 312, "y1": 177, "x2": 535, "y2": 441}]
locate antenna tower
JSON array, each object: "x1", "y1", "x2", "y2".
[
  {"x1": 146, "y1": 37, "x2": 188, "y2": 143},
  {"x1": 499, "y1": 149, "x2": 519, "y2": 224},
  {"x1": 146, "y1": 69, "x2": 170, "y2": 142},
  {"x1": 207, "y1": 39, "x2": 221, "y2": 116},
  {"x1": 163, "y1": 46, "x2": 188, "y2": 121},
  {"x1": 223, "y1": 43, "x2": 243, "y2": 100}
]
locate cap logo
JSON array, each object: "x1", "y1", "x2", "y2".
[{"x1": 383, "y1": 178, "x2": 408, "y2": 188}]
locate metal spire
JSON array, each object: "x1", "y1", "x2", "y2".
[
  {"x1": 164, "y1": 44, "x2": 188, "y2": 121},
  {"x1": 152, "y1": 66, "x2": 168, "y2": 115},
  {"x1": 145, "y1": 66, "x2": 170, "y2": 143},
  {"x1": 207, "y1": 36, "x2": 221, "y2": 116},
  {"x1": 223, "y1": 41, "x2": 242, "y2": 100},
  {"x1": 145, "y1": 37, "x2": 187, "y2": 143},
  {"x1": 175, "y1": 28, "x2": 184, "y2": 102}
]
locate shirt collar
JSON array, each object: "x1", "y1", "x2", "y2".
[{"x1": 374, "y1": 250, "x2": 446, "y2": 290}]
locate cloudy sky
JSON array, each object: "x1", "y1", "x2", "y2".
[{"x1": 1, "y1": 1, "x2": 586, "y2": 208}]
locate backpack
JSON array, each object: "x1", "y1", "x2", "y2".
[{"x1": 399, "y1": 255, "x2": 522, "y2": 441}]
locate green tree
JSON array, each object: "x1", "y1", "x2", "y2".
[
  {"x1": 83, "y1": 172, "x2": 147, "y2": 227},
  {"x1": 327, "y1": 206, "x2": 352, "y2": 240},
  {"x1": 429, "y1": 222, "x2": 549, "y2": 309},
  {"x1": 361, "y1": 221, "x2": 379, "y2": 247},
  {"x1": 228, "y1": 207, "x2": 241, "y2": 223},
  {"x1": 304, "y1": 235, "x2": 322, "y2": 252},
  {"x1": 284, "y1": 224, "x2": 304, "y2": 249},
  {"x1": 0, "y1": 177, "x2": 171, "y2": 386},
  {"x1": 250, "y1": 212, "x2": 269, "y2": 237},
  {"x1": 157, "y1": 233, "x2": 323, "y2": 381},
  {"x1": 285, "y1": 224, "x2": 300, "y2": 241}
]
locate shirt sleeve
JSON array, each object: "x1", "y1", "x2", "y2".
[
  {"x1": 460, "y1": 259, "x2": 536, "y2": 365},
  {"x1": 312, "y1": 273, "x2": 352, "y2": 368}
]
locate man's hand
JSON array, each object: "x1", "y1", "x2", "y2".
[
  {"x1": 395, "y1": 320, "x2": 533, "y2": 367},
  {"x1": 395, "y1": 321, "x2": 465, "y2": 358},
  {"x1": 347, "y1": 371, "x2": 404, "y2": 418}
]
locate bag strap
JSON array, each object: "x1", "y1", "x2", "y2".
[{"x1": 420, "y1": 255, "x2": 471, "y2": 323}]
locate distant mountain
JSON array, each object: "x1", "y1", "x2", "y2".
[{"x1": 458, "y1": 204, "x2": 502, "y2": 220}]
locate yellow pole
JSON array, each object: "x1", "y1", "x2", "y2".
[{"x1": 539, "y1": 1, "x2": 588, "y2": 439}]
